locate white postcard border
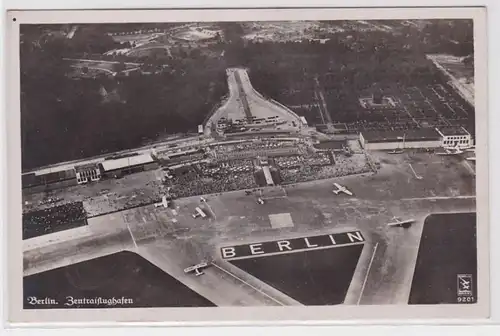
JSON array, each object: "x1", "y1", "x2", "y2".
[{"x1": 5, "y1": 6, "x2": 490, "y2": 325}]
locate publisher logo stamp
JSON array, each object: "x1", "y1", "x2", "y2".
[{"x1": 457, "y1": 274, "x2": 473, "y2": 297}]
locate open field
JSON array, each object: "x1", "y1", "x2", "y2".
[
  {"x1": 230, "y1": 244, "x2": 364, "y2": 305},
  {"x1": 24, "y1": 250, "x2": 215, "y2": 308}
]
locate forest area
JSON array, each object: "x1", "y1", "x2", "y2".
[{"x1": 20, "y1": 25, "x2": 227, "y2": 170}]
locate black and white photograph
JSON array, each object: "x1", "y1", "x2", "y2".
[{"x1": 5, "y1": 7, "x2": 489, "y2": 323}]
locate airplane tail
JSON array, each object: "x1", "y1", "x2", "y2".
[{"x1": 333, "y1": 190, "x2": 340, "y2": 194}]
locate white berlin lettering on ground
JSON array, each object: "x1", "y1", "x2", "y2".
[
  {"x1": 249, "y1": 243, "x2": 265, "y2": 255},
  {"x1": 277, "y1": 240, "x2": 292, "y2": 251},
  {"x1": 221, "y1": 231, "x2": 364, "y2": 259},
  {"x1": 221, "y1": 247, "x2": 236, "y2": 259},
  {"x1": 303, "y1": 237, "x2": 318, "y2": 248},
  {"x1": 347, "y1": 231, "x2": 364, "y2": 243}
]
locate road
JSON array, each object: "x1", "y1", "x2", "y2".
[{"x1": 204, "y1": 68, "x2": 303, "y2": 136}]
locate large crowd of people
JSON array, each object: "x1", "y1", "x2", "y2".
[
  {"x1": 23, "y1": 202, "x2": 87, "y2": 239},
  {"x1": 279, "y1": 152, "x2": 371, "y2": 185},
  {"x1": 274, "y1": 155, "x2": 302, "y2": 169},
  {"x1": 307, "y1": 151, "x2": 333, "y2": 166},
  {"x1": 199, "y1": 159, "x2": 254, "y2": 176},
  {"x1": 213, "y1": 140, "x2": 304, "y2": 161},
  {"x1": 166, "y1": 163, "x2": 257, "y2": 198}
]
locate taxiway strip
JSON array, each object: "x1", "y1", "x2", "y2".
[
  {"x1": 210, "y1": 262, "x2": 285, "y2": 306},
  {"x1": 357, "y1": 242, "x2": 379, "y2": 305}
]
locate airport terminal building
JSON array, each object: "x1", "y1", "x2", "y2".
[
  {"x1": 359, "y1": 129, "x2": 443, "y2": 150},
  {"x1": 99, "y1": 154, "x2": 158, "y2": 179},
  {"x1": 435, "y1": 127, "x2": 473, "y2": 148}
]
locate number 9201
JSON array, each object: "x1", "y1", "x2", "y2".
[{"x1": 457, "y1": 296, "x2": 475, "y2": 303}]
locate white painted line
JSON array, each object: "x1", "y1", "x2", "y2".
[
  {"x1": 210, "y1": 262, "x2": 285, "y2": 306},
  {"x1": 357, "y1": 242, "x2": 378, "y2": 305},
  {"x1": 126, "y1": 223, "x2": 138, "y2": 250},
  {"x1": 408, "y1": 163, "x2": 423, "y2": 180},
  {"x1": 401, "y1": 195, "x2": 476, "y2": 201}
]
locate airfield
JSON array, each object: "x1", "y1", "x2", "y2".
[
  {"x1": 23, "y1": 149, "x2": 476, "y2": 307},
  {"x1": 20, "y1": 20, "x2": 479, "y2": 309}
]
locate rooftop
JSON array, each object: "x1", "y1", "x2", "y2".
[
  {"x1": 100, "y1": 154, "x2": 155, "y2": 172},
  {"x1": 314, "y1": 140, "x2": 347, "y2": 150},
  {"x1": 436, "y1": 127, "x2": 470, "y2": 136},
  {"x1": 74, "y1": 162, "x2": 100, "y2": 172},
  {"x1": 361, "y1": 128, "x2": 441, "y2": 143}
]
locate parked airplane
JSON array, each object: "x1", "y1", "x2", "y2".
[
  {"x1": 257, "y1": 197, "x2": 265, "y2": 205},
  {"x1": 183, "y1": 261, "x2": 209, "y2": 276},
  {"x1": 333, "y1": 183, "x2": 353, "y2": 196},
  {"x1": 192, "y1": 207, "x2": 207, "y2": 219},
  {"x1": 154, "y1": 195, "x2": 170, "y2": 208},
  {"x1": 200, "y1": 197, "x2": 207, "y2": 203},
  {"x1": 387, "y1": 216, "x2": 416, "y2": 228},
  {"x1": 437, "y1": 144, "x2": 464, "y2": 155}
]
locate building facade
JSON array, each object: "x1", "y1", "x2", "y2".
[
  {"x1": 435, "y1": 127, "x2": 473, "y2": 148},
  {"x1": 99, "y1": 154, "x2": 159, "y2": 178},
  {"x1": 74, "y1": 163, "x2": 101, "y2": 184},
  {"x1": 359, "y1": 129, "x2": 442, "y2": 150},
  {"x1": 21, "y1": 168, "x2": 78, "y2": 193}
]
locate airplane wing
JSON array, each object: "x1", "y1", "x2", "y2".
[
  {"x1": 333, "y1": 182, "x2": 341, "y2": 189},
  {"x1": 184, "y1": 262, "x2": 208, "y2": 273},
  {"x1": 344, "y1": 189, "x2": 353, "y2": 196}
]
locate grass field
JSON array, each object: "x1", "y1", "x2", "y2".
[
  {"x1": 23, "y1": 251, "x2": 215, "y2": 308},
  {"x1": 230, "y1": 244, "x2": 364, "y2": 305},
  {"x1": 408, "y1": 212, "x2": 477, "y2": 305}
]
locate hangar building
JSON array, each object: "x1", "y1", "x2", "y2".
[
  {"x1": 99, "y1": 154, "x2": 158, "y2": 178},
  {"x1": 359, "y1": 129, "x2": 442, "y2": 150},
  {"x1": 22, "y1": 168, "x2": 77, "y2": 192},
  {"x1": 435, "y1": 127, "x2": 473, "y2": 148}
]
